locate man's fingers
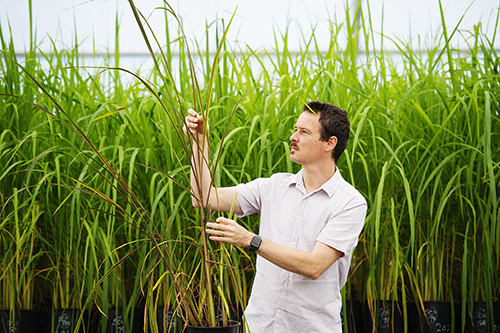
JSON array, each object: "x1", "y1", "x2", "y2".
[
  {"x1": 184, "y1": 114, "x2": 201, "y2": 138},
  {"x1": 206, "y1": 219, "x2": 232, "y2": 233},
  {"x1": 216, "y1": 217, "x2": 231, "y2": 224},
  {"x1": 184, "y1": 109, "x2": 207, "y2": 139},
  {"x1": 187, "y1": 109, "x2": 202, "y2": 125}
]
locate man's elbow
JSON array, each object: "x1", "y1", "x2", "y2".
[
  {"x1": 304, "y1": 267, "x2": 324, "y2": 280},
  {"x1": 192, "y1": 197, "x2": 212, "y2": 209},
  {"x1": 303, "y1": 244, "x2": 343, "y2": 280},
  {"x1": 191, "y1": 197, "x2": 201, "y2": 208},
  {"x1": 308, "y1": 271, "x2": 322, "y2": 280},
  {"x1": 304, "y1": 259, "x2": 336, "y2": 280}
]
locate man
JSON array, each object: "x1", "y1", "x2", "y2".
[{"x1": 184, "y1": 101, "x2": 367, "y2": 332}]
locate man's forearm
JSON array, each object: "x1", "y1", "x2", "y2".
[
  {"x1": 255, "y1": 238, "x2": 342, "y2": 280},
  {"x1": 206, "y1": 217, "x2": 342, "y2": 279},
  {"x1": 185, "y1": 109, "x2": 242, "y2": 213},
  {"x1": 190, "y1": 138, "x2": 212, "y2": 208}
]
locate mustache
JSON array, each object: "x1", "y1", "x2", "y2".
[{"x1": 290, "y1": 143, "x2": 298, "y2": 149}]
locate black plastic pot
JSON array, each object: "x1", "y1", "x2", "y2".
[
  {"x1": 364, "y1": 300, "x2": 404, "y2": 333},
  {"x1": 341, "y1": 299, "x2": 365, "y2": 332},
  {"x1": 215, "y1": 304, "x2": 243, "y2": 326},
  {"x1": 103, "y1": 307, "x2": 144, "y2": 333},
  {"x1": 185, "y1": 320, "x2": 240, "y2": 333},
  {"x1": 43, "y1": 309, "x2": 92, "y2": 333},
  {"x1": 407, "y1": 301, "x2": 461, "y2": 333},
  {"x1": 0, "y1": 310, "x2": 42, "y2": 333},
  {"x1": 465, "y1": 301, "x2": 500, "y2": 333},
  {"x1": 155, "y1": 306, "x2": 176, "y2": 333}
]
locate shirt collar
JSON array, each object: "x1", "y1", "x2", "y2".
[{"x1": 288, "y1": 167, "x2": 341, "y2": 198}]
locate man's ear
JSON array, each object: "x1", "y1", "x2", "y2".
[{"x1": 326, "y1": 136, "x2": 338, "y2": 152}]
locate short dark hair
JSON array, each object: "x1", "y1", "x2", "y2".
[{"x1": 303, "y1": 101, "x2": 350, "y2": 163}]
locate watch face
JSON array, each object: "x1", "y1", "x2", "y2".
[{"x1": 250, "y1": 235, "x2": 261, "y2": 251}]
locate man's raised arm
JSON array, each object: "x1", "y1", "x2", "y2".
[{"x1": 184, "y1": 109, "x2": 242, "y2": 214}]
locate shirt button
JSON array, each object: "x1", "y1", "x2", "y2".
[
  {"x1": 277, "y1": 310, "x2": 282, "y2": 314},
  {"x1": 296, "y1": 220, "x2": 301, "y2": 224},
  {"x1": 280, "y1": 287, "x2": 284, "y2": 291},
  {"x1": 290, "y1": 242, "x2": 295, "y2": 246}
]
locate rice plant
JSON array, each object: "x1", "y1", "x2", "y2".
[{"x1": 1, "y1": 0, "x2": 499, "y2": 332}]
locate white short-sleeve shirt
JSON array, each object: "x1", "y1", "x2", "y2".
[{"x1": 233, "y1": 168, "x2": 367, "y2": 333}]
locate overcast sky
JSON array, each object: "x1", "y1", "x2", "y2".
[{"x1": 1, "y1": 0, "x2": 499, "y2": 54}]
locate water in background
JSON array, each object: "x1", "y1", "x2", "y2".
[{"x1": 13, "y1": 50, "x2": 481, "y2": 90}]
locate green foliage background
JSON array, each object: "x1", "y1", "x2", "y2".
[{"x1": 1, "y1": 2, "x2": 499, "y2": 331}]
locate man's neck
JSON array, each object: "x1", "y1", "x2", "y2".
[{"x1": 301, "y1": 161, "x2": 336, "y2": 194}]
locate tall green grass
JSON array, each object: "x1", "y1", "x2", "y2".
[{"x1": 1, "y1": 0, "x2": 499, "y2": 331}]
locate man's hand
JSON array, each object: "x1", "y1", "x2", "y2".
[
  {"x1": 206, "y1": 217, "x2": 254, "y2": 248},
  {"x1": 183, "y1": 109, "x2": 206, "y2": 142}
]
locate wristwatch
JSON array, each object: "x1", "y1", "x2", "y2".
[{"x1": 249, "y1": 235, "x2": 262, "y2": 252}]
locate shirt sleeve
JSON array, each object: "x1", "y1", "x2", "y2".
[
  {"x1": 232, "y1": 177, "x2": 271, "y2": 218},
  {"x1": 317, "y1": 193, "x2": 367, "y2": 255}
]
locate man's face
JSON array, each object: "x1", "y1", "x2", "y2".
[{"x1": 289, "y1": 111, "x2": 329, "y2": 166}]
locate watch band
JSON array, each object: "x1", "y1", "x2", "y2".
[{"x1": 249, "y1": 235, "x2": 262, "y2": 252}]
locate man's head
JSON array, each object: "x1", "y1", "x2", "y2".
[{"x1": 303, "y1": 101, "x2": 350, "y2": 163}]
